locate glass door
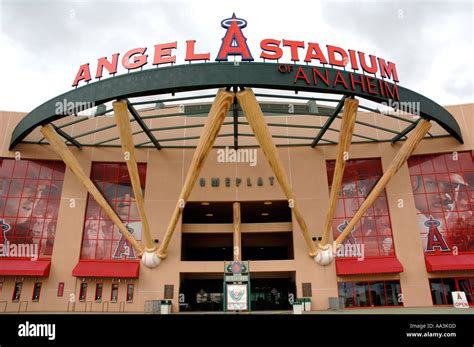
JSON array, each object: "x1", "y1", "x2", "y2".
[{"x1": 456, "y1": 278, "x2": 473, "y2": 305}]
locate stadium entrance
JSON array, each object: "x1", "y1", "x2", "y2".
[
  {"x1": 250, "y1": 272, "x2": 296, "y2": 311},
  {"x1": 179, "y1": 272, "x2": 295, "y2": 312}
]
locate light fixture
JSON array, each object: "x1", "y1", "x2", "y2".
[
  {"x1": 201, "y1": 202, "x2": 210, "y2": 206},
  {"x1": 264, "y1": 201, "x2": 272, "y2": 205},
  {"x1": 206, "y1": 213, "x2": 213, "y2": 217},
  {"x1": 261, "y1": 213, "x2": 269, "y2": 216}
]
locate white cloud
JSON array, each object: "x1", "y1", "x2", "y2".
[{"x1": 0, "y1": 0, "x2": 472, "y2": 112}]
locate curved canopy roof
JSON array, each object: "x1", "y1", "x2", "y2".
[{"x1": 9, "y1": 62, "x2": 463, "y2": 150}]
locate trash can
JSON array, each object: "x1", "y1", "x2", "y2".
[
  {"x1": 292, "y1": 300, "x2": 303, "y2": 314},
  {"x1": 160, "y1": 300, "x2": 172, "y2": 314},
  {"x1": 302, "y1": 298, "x2": 311, "y2": 311}
]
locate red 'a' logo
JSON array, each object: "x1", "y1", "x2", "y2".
[
  {"x1": 425, "y1": 216, "x2": 450, "y2": 252},
  {"x1": 216, "y1": 13, "x2": 254, "y2": 62},
  {"x1": 0, "y1": 219, "x2": 10, "y2": 246},
  {"x1": 113, "y1": 225, "x2": 136, "y2": 259}
]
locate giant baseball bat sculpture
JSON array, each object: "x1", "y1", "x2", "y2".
[
  {"x1": 156, "y1": 89, "x2": 234, "y2": 260},
  {"x1": 316, "y1": 97, "x2": 358, "y2": 265},
  {"x1": 41, "y1": 124, "x2": 142, "y2": 255},
  {"x1": 113, "y1": 100, "x2": 159, "y2": 268},
  {"x1": 315, "y1": 119, "x2": 432, "y2": 265},
  {"x1": 237, "y1": 88, "x2": 318, "y2": 257}
]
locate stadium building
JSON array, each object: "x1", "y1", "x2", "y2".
[{"x1": 0, "y1": 14, "x2": 472, "y2": 313}]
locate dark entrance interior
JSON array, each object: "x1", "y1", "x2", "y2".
[
  {"x1": 181, "y1": 233, "x2": 233, "y2": 261},
  {"x1": 179, "y1": 273, "x2": 223, "y2": 312},
  {"x1": 179, "y1": 272, "x2": 296, "y2": 312},
  {"x1": 242, "y1": 232, "x2": 294, "y2": 260},
  {"x1": 250, "y1": 272, "x2": 296, "y2": 311},
  {"x1": 181, "y1": 232, "x2": 294, "y2": 261},
  {"x1": 182, "y1": 200, "x2": 292, "y2": 224}
]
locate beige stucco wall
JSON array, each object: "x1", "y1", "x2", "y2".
[{"x1": 0, "y1": 102, "x2": 472, "y2": 312}]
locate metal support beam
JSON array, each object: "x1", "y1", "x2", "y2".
[
  {"x1": 311, "y1": 95, "x2": 348, "y2": 147},
  {"x1": 126, "y1": 100, "x2": 162, "y2": 150},
  {"x1": 391, "y1": 118, "x2": 420, "y2": 144},
  {"x1": 52, "y1": 124, "x2": 82, "y2": 149}
]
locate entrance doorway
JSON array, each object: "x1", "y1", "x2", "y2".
[
  {"x1": 180, "y1": 272, "x2": 296, "y2": 312},
  {"x1": 179, "y1": 273, "x2": 223, "y2": 312},
  {"x1": 250, "y1": 272, "x2": 296, "y2": 311}
]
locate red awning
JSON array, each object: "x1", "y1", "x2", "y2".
[
  {"x1": 0, "y1": 259, "x2": 51, "y2": 276},
  {"x1": 336, "y1": 257, "x2": 404, "y2": 275},
  {"x1": 425, "y1": 253, "x2": 474, "y2": 272},
  {"x1": 72, "y1": 261, "x2": 140, "y2": 278}
]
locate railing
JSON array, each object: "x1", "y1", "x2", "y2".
[
  {"x1": 119, "y1": 301, "x2": 125, "y2": 312},
  {"x1": 84, "y1": 301, "x2": 92, "y2": 312},
  {"x1": 102, "y1": 301, "x2": 109, "y2": 312}
]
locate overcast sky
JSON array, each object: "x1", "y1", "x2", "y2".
[{"x1": 0, "y1": 0, "x2": 472, "y2": 112}]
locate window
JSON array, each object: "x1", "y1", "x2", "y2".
[
  {"x1": 80, "y1": 163, "x2": 146, "y2": 260},
  {"x1": 57, "y1": 282, "x2": 64, "y2": 297},
  {"x1": 430, "y1": 278, "x2": 457, "y2": 305},
  {"x1": 327, "y1": 159, "x2": 395, "y2": 257},
  {"x1": 0, "y1": 159, "x2": 66, "y2": 258},
  {"x1": 430, "y1": 277, "x2": 474, "y2": 305},
  {"x1": 79, "y1": 283, "x2": 87, "y2": 302},
  {"x1": 338, "y1": 280, "x2": 402, "y2": 308},
  {"x1": 12, "y1": 282, "x2": 22, "y2": 301},
  {"x1": 354, "y1": 282, "x2": 370, "y2": 307},
  {"x1": 408, "y1": 152, "x2": 473, "y2": 253},
  {"x1": 442, "y1": 279, "x2": 456, "y2": 305},
  {"x1": 385, "y1": 281, "x2": 402, "y2": 306},
  {"x1": 430, "y1": 279, "x2": 446, "y2": 305},
  {"x1": 95, "y1": 283, "x2": 103, "y2": 302},
  {"x1": 370, "y1": 281, "x2": 386, "y2": 306},
  {"x1": 111, "y1": 283, "x2": 119, "y2": 302},
  {"x1": 32, "y1": 282, "x2": 42, "y2": 301},
  {"x1": 126, "y1": 284, "x2": 134, "y2": 302},
  {"x1": 338, "y1": 281, "x2": 354, "y2": 307}
]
